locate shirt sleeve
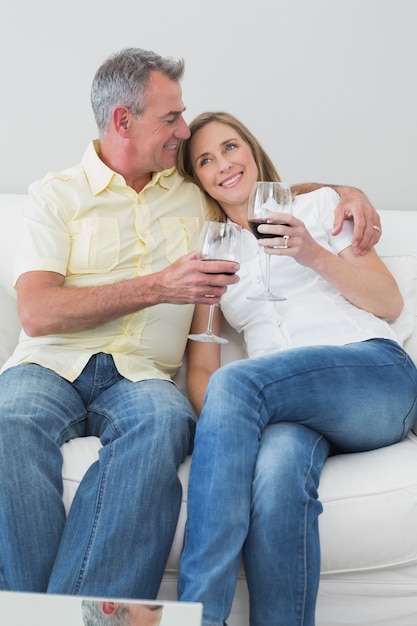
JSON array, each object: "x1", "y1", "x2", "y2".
[
  {"x1": 13, "y1": 182, "x2": 70, "y2": 285},
  {"x1": 318, "y1": 187, "x2": 354, "y2": 254}
]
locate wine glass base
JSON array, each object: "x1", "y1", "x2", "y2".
[
  {"x1": 247, "y1": 293, "x2": 286, "y2": 301},
  {"x1": 188, "y1": 333, "x2": 229, "y2": 344}
]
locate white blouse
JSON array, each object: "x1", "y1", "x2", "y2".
[{"x1": 220, "y1": 187, "x2": 398, "y2": 358}]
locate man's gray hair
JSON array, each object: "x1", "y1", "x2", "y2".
[
  {"x1": 90, "y1": 47, "x2": 185, "y2": 137},
  {"x1": 81, "y1": 600, "x2": 131, "y2": 626}
]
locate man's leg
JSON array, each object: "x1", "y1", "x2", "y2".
[
  {"x1": 48, "y1": 356, "x2": 196, "y2": 598},
  {"x1": 0, "y1": 364, "x2": 87, "y2": 591}
]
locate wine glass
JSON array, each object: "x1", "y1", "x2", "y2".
[
  {"x1": 247, "y1": 181, "x2": 292, "y2": 301},
  {"x1": 188, "y1": 221, "x2": 242, "y2": 344}
]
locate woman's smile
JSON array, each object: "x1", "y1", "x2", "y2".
[{"x1": 219, "y1": 172, "x2": 243, "y2": 188}]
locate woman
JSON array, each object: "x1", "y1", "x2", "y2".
[{"x1": 176, "y1": 112, "x2": 417, "y2": 626}]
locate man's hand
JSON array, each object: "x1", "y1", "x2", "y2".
[
  {"x1": 331, "y1": 186, "x2": 381, "y2": 255},
  {"x1": 156, "y1": 251, "x2": 240, "y2": 305}
]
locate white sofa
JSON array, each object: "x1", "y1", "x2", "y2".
[{"x1": 1, "y1": 193, "x2": 417, "y2": 626}]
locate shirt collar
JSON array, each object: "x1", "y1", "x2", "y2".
[
  {"x1": 151, "y1": 167, "x2": 178, "y2": 190},
  {"x1": 81, "y1": 140, "x2": 178, "y2": 195}
]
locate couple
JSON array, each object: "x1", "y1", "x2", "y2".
[{"x1": 0, "y1": 47, "x2": 414, "y2": 626}]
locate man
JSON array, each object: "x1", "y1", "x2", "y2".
[
  {"x1": 82, "y1": 600, "x2": 163, "y2": 626},
  {"x1": 0, "y1": 47, "x2": 239, "y2": 599},
  {"x1": 0, "y1": 47, "x2": 379, "y2": 599}
]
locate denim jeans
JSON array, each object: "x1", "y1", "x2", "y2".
[
  {"x1": 244, "y1": 423, "x2": 330, "y2": 626},
  {"x1": 178, "y1": 339, "x2": 417, "y2": 626},
  {"x1": 0, "y1": 353, "x2": 196, "y2": 597}
]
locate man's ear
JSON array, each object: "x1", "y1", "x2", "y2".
[
  {"x1": 100, "y1": 602, "x2": 120, "y2": 616},
  {"x1": 112, "y1": 106, "x2": 130, "y2": 136}
]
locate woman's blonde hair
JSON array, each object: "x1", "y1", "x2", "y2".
[{"x1": 176, "y1": 111, "x2": 281, "y2": 222}]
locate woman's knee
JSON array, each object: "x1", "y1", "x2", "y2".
[{"x1": 254, "y1": 423, "x2": 328, "y2": 487}]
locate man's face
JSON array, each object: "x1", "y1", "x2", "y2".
[
  {"x1": 127, "y1": 71, "x2": 190, "y2": 174},
  {"x1": 127, "y1": 603, "x2": 163, "y2": 626}
]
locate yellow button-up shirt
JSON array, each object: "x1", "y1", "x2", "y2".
[{"x1": 4, "y1": 140, "x2": 207, "y2": 382}]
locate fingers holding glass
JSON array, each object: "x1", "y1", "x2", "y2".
[
  {"x1": 188, "y1": 222, "x2": 242, "y2": 344},
  {"x1": 247, "y1": 181, "x2": 292, "y2": 301}
]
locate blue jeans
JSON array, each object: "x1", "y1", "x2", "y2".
[
  {"x1": 0, "y1": 353, "x2": 196, "y2": 597},
  {"x1": 178, "y1": 339, "x2": 417, "y2": 626},
  {"x1": 244, "y1": 423, "x2": 330, "y2": 626}
]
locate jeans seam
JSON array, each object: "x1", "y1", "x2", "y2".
[
  {"x1": 300, "y1": 433, "x2": 326, "y2": 626},
  {"x1": 73, "y1": 438, "x2": 114, "y2": 594}
]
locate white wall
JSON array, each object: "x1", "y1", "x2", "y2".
[{"x1": 1, "y1": 0, "x2": 416, "y2": 210}]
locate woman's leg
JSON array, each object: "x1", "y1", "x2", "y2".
[
  {"x1": 244, "y1": 423, "x2": 330, "y2": 626},
  {"x1": 179, "y1": 339, "x2": 417, "y2": 625}
]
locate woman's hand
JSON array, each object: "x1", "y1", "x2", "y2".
[
  {"x1": 256, "y1": 214, "x2": 321, "y2": 269},
  {"x1": 256, "y1": 213, "x2": 402, "y2": 321}
]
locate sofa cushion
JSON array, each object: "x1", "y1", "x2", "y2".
[
  {"x1": 319, "y1": 432, "x2": 417, "y2": 573},
  {"x1": 382, "y1": 255, "x2": 417, "y2": 347},
  {"x1": 0, "y1": 287, "x2": 21, "y2": 367}
]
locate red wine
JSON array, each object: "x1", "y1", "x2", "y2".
[
  {"x1": 201, "y1": 258, "x2": 236, "y2": 275},
  {"x1": 248, "y1": 218, "x2": 290, "y2": 239}
]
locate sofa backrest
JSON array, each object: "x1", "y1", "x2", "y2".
[
  {"x1": 0, "y1": 193, "x2": 27, "y2": 295},
  {"x1": 376, "y1": 210, "x2": 417, "y2": 364}
]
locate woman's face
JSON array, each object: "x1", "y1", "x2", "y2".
[{"x1": 189, "y1": 121, "x2": 258, "y2": 219}]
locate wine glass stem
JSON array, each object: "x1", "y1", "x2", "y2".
[
  {"x1": 205, "y1": 304, "x2": 215, "y2": 335},
  {"x1": 265, "y1": 253, "x2": 272, "y2": 294}
]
